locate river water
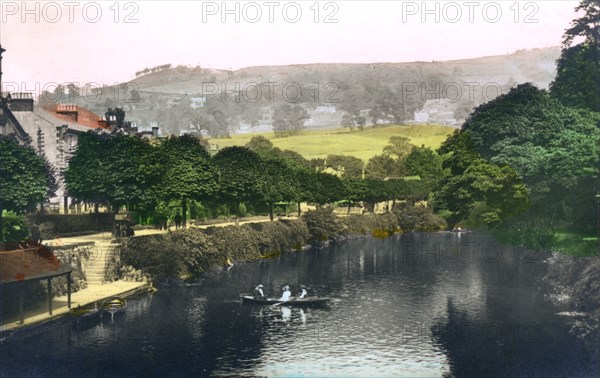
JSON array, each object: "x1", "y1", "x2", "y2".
[{"x1": 0, "y1": 232, "x2": 597, "y2": 377}]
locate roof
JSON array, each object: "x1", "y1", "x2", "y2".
[
  {"x1": 44, "y1": 104, "x2": 110, "y2": 130},
  {"x1": 0, "y1": 246, "x2": 67, "y2": 284}
]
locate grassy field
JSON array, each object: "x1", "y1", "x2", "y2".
[{"x1": 210, "y1": 124, "x2": 455, "y2": 162}]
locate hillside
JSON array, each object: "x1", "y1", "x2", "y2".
[
  {"x1": 66, "y1": 47, "x2": 561, "y2": 137},
  {"x1": 130, "y1": 47, "x2": 559, "y2": 95},
  {"x1": 209, "y1": 124, "x2": 454, "y2": 162}
]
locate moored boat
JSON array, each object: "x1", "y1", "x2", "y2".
[
  {"x1": 101, "y1": 297, "x2": 127, "y2": 314},
  {"x1": 71, "y1": 304, "x2": 101, "y2": 318},
  {"x1": 240, "y1": 294, "x2": 330, "y2": 306}
]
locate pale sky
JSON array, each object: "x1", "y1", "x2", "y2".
[{"x1": 0, "y1": 0, "x2": 580, "y2": 93}]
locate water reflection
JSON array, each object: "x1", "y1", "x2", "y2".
[{"x1": 0, "y1": 233, "x2": 597, "y2": 377}]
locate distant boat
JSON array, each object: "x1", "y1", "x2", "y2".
[{"x1": 240, "y1": 294, "x2": 330, "y2": 307}]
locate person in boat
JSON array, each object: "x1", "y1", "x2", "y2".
[
  {"x1": 253, "y1": 284, "x2": 265, "y2": 299},
  {"x1": 280, "y1": 285, "x2": 292, "y2": 301},
  {"x1": 298, "y1": 285, "x2": 308, "y2": 299}
]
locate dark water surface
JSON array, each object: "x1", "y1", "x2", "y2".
[{"x1": 0, "y1": 232, "x2": 597, "y2": 377}]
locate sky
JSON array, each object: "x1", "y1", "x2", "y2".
[{"x1": 0, "y1": 0, "x2": 581, "y2": 94}]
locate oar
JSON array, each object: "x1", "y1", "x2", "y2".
[{"x1": 271, "y1": 298, "x2": 295, "y2": 308}]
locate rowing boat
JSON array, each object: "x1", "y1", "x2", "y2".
[
  {"x1": 102, "y1": 297, "x2": 127, "y2": 314},
  {"x1": 240, "y1": 294, "x2": 330, "y2": 306}
]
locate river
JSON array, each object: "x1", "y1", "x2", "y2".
[{"x1": 0, "y1": 232, "x2": 597, "y2": 377}]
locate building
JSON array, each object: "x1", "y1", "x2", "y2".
[{"x1": 0, "y1": 45, "x2": 111, "y2": 213}]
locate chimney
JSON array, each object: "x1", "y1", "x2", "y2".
[
  {"x1": 57, "y1": 104, "x2": 78, "y2": 122},
  {"x1": 8, "y1": 92, "x2": 34, "y2": 112}
]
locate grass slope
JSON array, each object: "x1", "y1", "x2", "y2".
[{"x1": 210, "y1": 124, "x2": 454, "y2": 161}]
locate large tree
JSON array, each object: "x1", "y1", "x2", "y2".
[
  {"x1": 64, "y1": 131, "x2": 111, "y2": 211},
  {"x1": 0, "y1": 135, "x2": 51, "y2": 243},
  {"x1": 158, "y1": 135, "x2": 217, "y2": 228},
  {"x1": 433, "y1": 159, "x2": 530, "y2": 228},
  {"x1": 212, "y1": 147, "x2": 264, "y2": 222},
  {"x1": 260, "y1": 157, "x2": 298, "y2": 221},
  {"x1": 460, "y1": 83, "x2": 600, "y2": 228},
  {"x1": 325, "y1": 154, "x2": 364, "y2": 178},
  {"x1": 66, "y1": 132, "x2": 155, "y2": 214},
  {"x1": 550, "y1": 0, "x2": 600, "y2": 112},
  {"x1": 405, "y1": 146, "x2": 444, "y2": 179}
]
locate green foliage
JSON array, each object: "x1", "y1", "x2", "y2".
[
  {"x1": 301, "y1": 206, "x2": 341, "y2": 246},
  {"x1": 325, "y1": 154, "x2": 364, "y2": 178},
  {"x1": 383, "y1": 136, "x2": 414, "y2": 159},
  {"x1": 0, "y1": 135, "x2": 51, "y2": 242},
  {"x1": 393, "y1": 203, "x2": 447, "y2": 232},
  {"x1": 64, "y1": 131, "x2": 110, "y2": 206},
  {"x1": 260, "y1": 156, "x2": 299, "y2": 220},
  {"x1": 168, "y1": 230, "x2": 220, "y2": 276},
  {"x1": 213, "y1": 146, "x2": 264, "y2": 211},
  {"x1": 159, "y1": 135, "x2": 216, "y2": 202},
  {"x1": 342, "y1": 178, "x2": 367, "y2": 204},
  {"x1": 245, "y1": 135, "x2": 274, "y2": 154},
  {"x1": 1, "y1": 212, "x2": 29, "y2": 242},
  {"x1": 0, "y1": 135, "x2": 50, "y2": 211},
  {"x1": 340, "y1": 213, "x2": 399, "y2": 238},
  {"x1": 66, "y1": 131, "x2": 157, "y2": 211},
  {"x1": 551, "y1": 43, "x2": 600, "y2": 112},
  {"x1": 552, "y1": 0, "x2": 600, "y2": 112},
  {"x1": 121, "y1": 219, "x2": 309, "y2": 280},
  {"x1": 365, "y1": 154, "x2": 404, "y2": 179},
  {"x1": 246, "y1": 219, "x2": 310, "y2": 254},
  {"x1": 122, "y1": 234, "x2": 185, "y2": 280},
  {"x1": 405, "y1": 146, "x2": 443, "y2": 179},
  {"x1": 433, "y1": 159, "x2": 529, "y2": 228},
  {"x1": 309, "y1": 172, "x2": 345, "y2": 205},
  {"x1": 453, "y1": 83, "x2": 599, "y2": 229}
]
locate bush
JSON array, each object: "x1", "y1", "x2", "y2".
[
  {"x1": 1, "y1": 212, "x2": 29, "y2": 242},
  {"x1": 120, "y1": 219, "x2": 311, "y2": 280},
  {"x1": 302, "y1": 206, "x2": 341, "y2": 246},
  {"x1": 238, "y1": 203, "x2": 247, "y2": 218},
  {"x1": 393, "y1": 203, "x2": 447, "y2": 232},
  {"x1": 339, "y1": 213, "x2": 400, "y2": 239},
  {"x1": 122, "y1": 234, "x2": 184, "y2": 280},
  {"x1": 168, "y1": 230, "x2": 220, "y2": 276}
]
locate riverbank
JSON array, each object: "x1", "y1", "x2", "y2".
[
  {"x1": 544, "y1": 252, "x2": 600, "y2": 345},
  {"x1": 119, "y1": 206, "x2": 446, "y2": 282},
  {"x1": 0, "y1": 280, "x2": 149, "y2": 333},
  {"x1": 0, "y1": 216, "x2": 284, "y2": 331}
]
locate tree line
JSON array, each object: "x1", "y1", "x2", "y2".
[{"x1": 62, "y1": 132, "x2": 441, "y2": 227}]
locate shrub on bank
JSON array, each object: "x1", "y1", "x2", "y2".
[
  {"x1": 122, "y1": 234, "x2": 184, "y2": 280},
  {"x1": 246, "y1": 220, "x2": 309, "y2": 254},
  {"x1": 393, "y1": 203, "x2": 447, "y2": 232},
  {"x1": 120, "y1": 210, "x2": 445, "y2": 281},
  {"x1": 202, "y1": 226, "x2": 262, "y2": 263},
  {"x1": 302, "y1": 206, "x2": 341, "y2": 246},
  {"x1": 340, "y1": 213, "x2": 400, "y2": 239}
]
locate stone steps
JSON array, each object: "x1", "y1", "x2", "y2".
[{"x1": 83, "y1": 240, "x2": 120, "y2": 285}]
